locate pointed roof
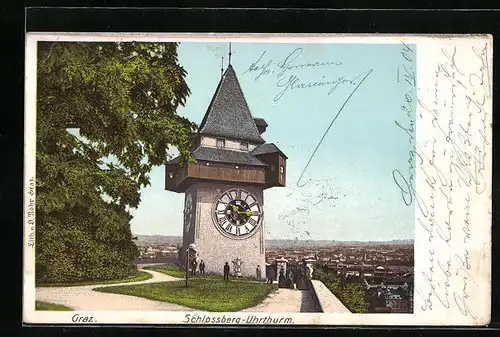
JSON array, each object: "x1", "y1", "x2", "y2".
[
  {"x1": 251, "y1": 143, "x2": 288, "y2": 159},
  {"x1": 198, "y1": 65, "x2": 265, "y2": 144}
]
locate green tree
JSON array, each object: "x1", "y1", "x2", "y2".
[
  {"x1": 340, "y1": 283, "x2": 367, "y2": 313},
  {"x1": 35, "y1": 41, "x2": 196, "y2": 284},
  {"x1": 312, "y1": 264, "x2": 367, "y2": 313}
]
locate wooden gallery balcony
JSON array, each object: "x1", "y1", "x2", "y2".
[{"x1": 165, "y1": 161, "x2": 267, "y2": 192}]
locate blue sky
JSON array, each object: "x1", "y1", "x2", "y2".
[{"x1": 129, "y1": 41, "x2": 416, "y2": 241}]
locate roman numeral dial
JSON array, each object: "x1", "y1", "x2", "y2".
[{"x1": 212, "y1": 188, "x2": 263, "y2": 239}]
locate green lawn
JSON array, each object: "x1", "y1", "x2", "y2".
[
  {"x1": 35, "y1": 301, "x2": 73, "y2": 311},
  {"x1": 95, "y1": 278, "x2": 277, "y2": 312},
  {"x1": 144, "y1": 264, "x2": 185, "y2": 278},
  {"x1": 37, "y1": 271, "x2": 152, "y2": 287}
]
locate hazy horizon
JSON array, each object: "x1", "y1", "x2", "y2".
[{"x1": 132, "y1": 233, "x2": 414, "y2": 242}]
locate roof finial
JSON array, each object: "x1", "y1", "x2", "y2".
[
  {"x1": 228, "y1": 42, "x2": 232, "y2": 66},
  {"x1": 221, "y1": 56, "x2": 224, "y2": 78}
]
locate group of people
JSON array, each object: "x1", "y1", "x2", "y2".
[
  {"x1": 278, "y1": 267, "x2": 296, "y2": 289},
  {"x1": 190, "y1": 259, "x2": 206, "y2": 275},
  {"x1": 190, "y1": 259, "x2": 294, "y2": 285},
  {"x1": 190, "y1": 259, "x2": 241, "y2": 280},
  {"x1": 263, "y1": 266, "x2": 298, "y2": 288},
  {"x1": 222, "y1": 262, "x2": 265, "y2": 282}
]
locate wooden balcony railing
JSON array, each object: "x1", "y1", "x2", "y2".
[
  {"x1": 166, "y1": 162, "x2": 267, "y2": 192},
  {"x1": 187, "y1": 163, "x2": 266, "y2": 184}
]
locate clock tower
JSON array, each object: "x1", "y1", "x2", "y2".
[{"x1": 165, "y1": 63, "x2": 287, "y2": 278}]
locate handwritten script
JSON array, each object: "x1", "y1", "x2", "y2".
[
  {"x1": 296, "y1": 68, "x2": 372, "y2": 188},
  {"x1": 243, "y1": 47, "x2": 370, "y2": 102},
  {"x1": 393, "y1": 40, "x2": 491, "y2": 322}
]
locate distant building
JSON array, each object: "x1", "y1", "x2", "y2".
[
  {"x1": 374, "y1": 266, "x2": 386, "y2": 277},
  {"x1": 385, "y1": 294, "x2": 410, "y2": 313}
]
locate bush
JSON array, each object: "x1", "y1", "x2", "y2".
[{"x1": 36, "y1": 212, "x2": 138, "y2": 285}]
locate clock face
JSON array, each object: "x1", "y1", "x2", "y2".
[
  {"x1": 212, "y1": 188, "x2": 263, "y2": 239},
  {"x1": 184, "y1": 193, "x2": 193, "y2": 232}
]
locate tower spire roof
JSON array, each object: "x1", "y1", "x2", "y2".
[{"x1": 198, "y1": 65, "x2": 265, "y2": 144}]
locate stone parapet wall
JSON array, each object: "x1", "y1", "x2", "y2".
[{"x1": 310, "y1": 280, "x2": 351, "y2": 313}]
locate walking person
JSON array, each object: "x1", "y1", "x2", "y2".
[
  {"x1": 223, "y1": 262, "x2": 230, "y2": 281},
  {"x1": 199, "y1": 260, "x2": 205, "y2": 274}
]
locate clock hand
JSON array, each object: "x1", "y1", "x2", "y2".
[
  {"x1": 231, "y1": 206, "x2": 246, "y2": 214},
  {"x1": 236, "y1": 209, "x2": 258, "y2": 216}
]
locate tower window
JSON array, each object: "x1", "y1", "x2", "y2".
[
  {"x1": 279, "y1": 165, "x2": 285, "y2": 184},
  {"x1": 240, "y1": 141, "x2": 249, "y2": 151},
  {"x1": 216, "y1": 138, "x2": 225, "y2": 148}
]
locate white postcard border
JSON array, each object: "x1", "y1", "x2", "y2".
[{"x1": 23, "y1": 33, "x2": 493, "y2": 326}]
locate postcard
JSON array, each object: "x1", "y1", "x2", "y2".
[{"x1": 23, "y1": 33, "x2": 492, "y2": 326}]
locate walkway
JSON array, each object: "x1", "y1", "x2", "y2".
[
  {"x1": 35, "y1": 269, "x2": 194, "y2": 311},
  {"x1": 242, "y1": 287, "x2": 319, "y2": 313}
]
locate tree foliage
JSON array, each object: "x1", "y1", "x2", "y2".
[{"x1": 35, "y1": 42, "x2": 196, "y2": 283}]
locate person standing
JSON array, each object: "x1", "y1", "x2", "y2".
[
  {"x1": 306, "y1": 266, "x2": 312, "y2": 280},
  {"x1": 287, "y1": 271, "x2": 295, "y2": 289},
  {"x1": 278, "y1": 267, "x2": 286, "y2": 287},
  {"x1": 199, "y1": 260, "x2": 206, "y2": 274},
  {"x1": 256, "y1": 265, "x2": 262, "y2": 281},
  {"x1": 267, "y1": 267, "x2": 275, "y2": 284},
  {"x1": 191, "y1": 259, "x2": 198, "y2": 276},
  {"x1": 223, "y1": 262, "x2": 230, "y2": 281}
]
